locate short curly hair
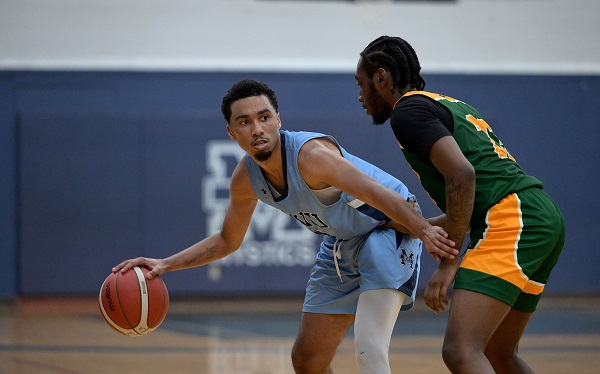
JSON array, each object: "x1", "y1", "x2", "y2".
[{"x1": 221, "y1": 79, "x2": 279, "y2": 123}]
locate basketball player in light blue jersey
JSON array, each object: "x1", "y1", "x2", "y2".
[{"x1": 113, "y1": 80, "x2": 457, "y2": 374}]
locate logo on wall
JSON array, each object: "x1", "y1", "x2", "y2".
[{"x1": 202, "y1": 141, "x2": 318, "y2": 280}]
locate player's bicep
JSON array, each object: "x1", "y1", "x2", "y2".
[
  {"x1": 220, "y1": 195, "x2": 257, "y2": 251},
  {"x1": 428, "y1": 136, "x2": 474, "y2": 181},
  {"x1": 308, "y1": 148, "x2": 387, "y2": 201},
  {"x1": 299, "y1": 139, "x2": 397, "y2": 208},
  {"x1": 219, "y1": 161, "x2": 258, "y2": 251}
]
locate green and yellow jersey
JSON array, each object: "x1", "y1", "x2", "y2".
[{"x1": 392, "y1": 91, "x2": 543, "y2": 227}]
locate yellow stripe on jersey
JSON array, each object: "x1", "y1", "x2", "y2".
[{"x1": 460, "y1": 193, "x2": 545, "y2": 295}]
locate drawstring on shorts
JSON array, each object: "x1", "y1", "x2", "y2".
[{"x1": 333, "y1": 239, "x2": 343, "y2": 282}]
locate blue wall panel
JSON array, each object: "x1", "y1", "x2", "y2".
[
  {"x1": 0, "y1": 74, "x2": 17, "y2": 299},
  {"x1": 1, "y1": 71, "x2": 598, "y2": 297},
  {"x1": 18, "y1": 114, "x2": 143, "y2": 294}
]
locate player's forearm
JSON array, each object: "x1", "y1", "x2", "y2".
[
  {"x1": 427, "y1": 214, "x2": 447, "y2": 228},
  {"x1": 444, "y1": 175, "x2": 474, "y2": 251},
  {"x1": 163, "y1": 234, "x2": 235, "y2": 272},
  {"x1": 381, "y1": 193, "x2": 438, "y2": 239}
]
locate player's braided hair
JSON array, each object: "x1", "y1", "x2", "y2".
[
  {"x1": 221, "y1": 79, "x2": 279, "y2": 122},
  {"x1": 360, "y1": 36, "x2": 426, "y2": 92}
]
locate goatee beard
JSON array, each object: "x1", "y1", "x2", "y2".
[
  {"x1": 371, "y1": 113, "x2": 390, "y2": 125},
  {"x1": 255, "y1": 150, "x2": 273, "y2": 161}
]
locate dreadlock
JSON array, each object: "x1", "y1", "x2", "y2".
[
  {"x1": 221, "y1": 79, "x2": 279, "y2": 123},
  {"x1": 360, "y1": 36, "x2": 426, "y2": 92}
]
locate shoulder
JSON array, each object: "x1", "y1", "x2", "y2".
[
  {"x1": 394, "y1": 94, "x2": 444, "y2": 123},
  {"x1": 297, "y1": 137, "x2": 344, "y2": 189},
  {"x1": 391, "y1": 93, "x2": 452, "y2": 155},
  {"x1": 282, "y1": 130, "x2": 329, "y2": 149},
  {"x1": 298, "y1": 136, "x2": 341, "y2": 161}
]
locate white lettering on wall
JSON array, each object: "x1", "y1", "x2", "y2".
[{"x1": 202, "y1": 141, "x2": 317, "y2": 271}]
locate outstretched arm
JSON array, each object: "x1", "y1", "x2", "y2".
[
  {"x1": 112, "y1": 160, "x2": 258, "y2": 279},
  {"x1": 298, "y1": 138, "x2": 458, "y2": 261},
  {"x1": 381, "y1": 199, "x2": 452, "y2": 262}
]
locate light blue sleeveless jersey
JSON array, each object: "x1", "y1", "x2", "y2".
[
  {"x1": 245, "y1": 130, "x2": 414, "y2": 240},
  {"x1": 246, "y1": 130, "x2": 422, "y2": 314}
]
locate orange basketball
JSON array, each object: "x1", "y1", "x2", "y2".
[{"x1": 99, "y1": 266, "x2": 169, "y2": 336}]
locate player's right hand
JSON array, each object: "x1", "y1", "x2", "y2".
[{"x1": 112, "y1": 257, "x2": 166, "y2": 279}]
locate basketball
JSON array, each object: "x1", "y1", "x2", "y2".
[{"x1": 99, "y1": 266, "x2": 169, "y2": 336}]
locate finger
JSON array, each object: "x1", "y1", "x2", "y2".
[
  {"x1": 427, "y1": 249, "x2": 442, "y2": 262},
  {"x1": 440, "y1": 287, "x2": 449, "y2": 309},
  {"x1": 437, "y1": 238, "x2": 458, "y2": 255},
  {"x1": 433, "y1": 284, "x2": 445, "y2": 313},
  {"x1": 424, "y1": 287, "x2": 435, "y2": 312},
  {"x1": 146, "y1": 264, "x2": 164, "y2": 279},
  {"x1": 119, "y1": 262, "x2": 134, "y2": 273},
  {"x1": 435, "y1": 246, "x2": 455, "y2": 260},
  {"x1": 428, "y1": 240, "x2": 457, "y2": 259},
  {"x1": 436, "y1": 233, "x2": 456, "y2": 248},
  {"x1": 445, "y1": 238, "x2": 457, "y2": 249},
  {"x1": 424, "y1": 284, "x2": 440, "y2": 314},
  {"x1": 436, "y1": 296, "x2": 445, "y2": 313},
  {"x1": 116, "y1": 258, "x2": 142, "y2": 274},
  {"x1": 439, "y1": 288, "x2": 448, "y2": 311},
  {"x1": 112, "y1": 260, "x2": 131, "y2": 273}
]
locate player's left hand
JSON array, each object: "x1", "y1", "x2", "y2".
[
  {"x1": 420, "y1": 226, "x2": 458, "y2": 261},
  {"x1": 424, "y1": 261, "x2": 458, "y2": 313}
]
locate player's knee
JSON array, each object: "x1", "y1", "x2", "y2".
[
  {"x1": 354, "y1": 332, "x2": 390, "y2": 373},
  {"x1": 485, "y1": 346, "x2": 520, "y2": 372},
  {"x1": 442, "y1": 338, "x2": 482, "y2": 372},
  {"x1": 485, "y1": 344, "x2": 510, "y2": 362},
  {"x1": 291, "y1": 346, "x2": 328, "y2": 374},
  {"x1": 442, "y1": 339, "x2": 466, "y2": 370},
  {"x1": 441, "y1": 341, "x2": 456, "y2": 368},
  {"x1": 291, "y1": 345, "x2": 305, "y2": 371}
]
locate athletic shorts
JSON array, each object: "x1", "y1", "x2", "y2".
[
  {"x1": 302, "y1": 228, "x2": 422, "y2": 314},
  {"x1": 455, "y1": 187, "x2": 565, "y2": 313}
]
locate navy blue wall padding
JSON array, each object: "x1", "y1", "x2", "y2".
[
  {"x1": 0, "y1": 75, "x2": 18, "y2": 299},
  {"x1": 1, "y1": 71, "x2": 597, "y2": 297}
]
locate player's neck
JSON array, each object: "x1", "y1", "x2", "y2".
[
  {"x1": 256, "y1": 143, "x2": 285, "y2": 191},
  {"x1": 260, "y1": 163, "x2": 285, "y2": 193}
]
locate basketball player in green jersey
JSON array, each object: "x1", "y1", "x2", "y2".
[{"x1": 354, "y1": 36, "x2": 565, "y2": 374}]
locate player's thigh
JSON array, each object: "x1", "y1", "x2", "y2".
[
  {"x1": 293, "y1": 312, "x2": 355, "y2": 355},
  {"x1": 446, "y1": 289, "x2": 512, "y2": 349},
  {"x1": 457, "y1": 188, "x2": 564, "y2": 311},
  {"x1": 486, "y1": 308, "x2": 533, "y2": 355}
]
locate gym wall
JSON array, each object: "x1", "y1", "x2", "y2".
[{"x1": 0, "y1": 0, "x2": 598, "y2": 298}]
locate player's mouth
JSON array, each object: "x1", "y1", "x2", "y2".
[{"x1": 252, "y1": 138, "x2": 269, "y2": 150}]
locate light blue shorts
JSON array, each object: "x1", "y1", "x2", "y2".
[{"x1": 303, "y1": 228, "x2": 422, "y2": 314}]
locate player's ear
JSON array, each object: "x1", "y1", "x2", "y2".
[
  {"x1": 277, "y1": 114, "x2": 281, "y2": 129},
  {"x1": 376, "y1": 68, "x2": 387, "y2": 86},
  {"x1": 226, "y1": 125, "x2": 236, "y2": 140}
]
